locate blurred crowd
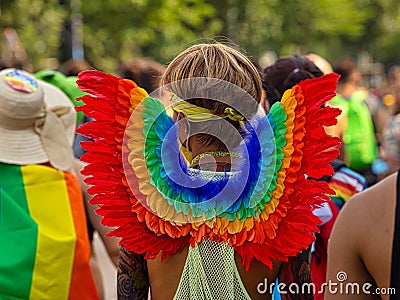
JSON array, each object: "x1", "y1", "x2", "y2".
[
  {"x1": 5, "y1": 50, "x2": 399, "y2": 185},
  {"x1": 1, "y1": 43, "x2": 400, "y2": 300}
]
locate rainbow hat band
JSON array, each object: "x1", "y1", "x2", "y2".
[{"x1": 4, "y1": 69, "x2": 38, "y2": 93}]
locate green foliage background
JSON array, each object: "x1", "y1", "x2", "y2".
[{"x1": 1, "y1": 0, "x2": 400, "y2": 73}]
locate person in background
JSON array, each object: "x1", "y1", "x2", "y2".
[
  {"x1": 77, "y1": 42, "x2": 342, "y2": 300},
  {"x1": 263, "y1": 55, "x2": 323, "y2": 108},
  {"x1": 60, "y1": 58, "x2": 92, "y2": 77},
  {"x1": 262, "y1": 55, "x2": 367, "y2": 299},
  {"x1": 263, "y1": 55, "x2": 367, "y2": 207},
  {"x1": 379, "y1": 65, "x2": 400, "y2": 118},
  {"x1": 35, "y1": 67, "x2": 120, "y2": 300},
  {"x1": 305, "y1": 53, "x2": 368, "y2": 205},
  {"x1": 326, "y1": 170, "x2": 400, "y2": 300},
  {"x1": 327, "y1": 57, "x2": 379, "y2": 186},
  {"x1": 306, "y1": 53, "x2": 333, "y2": 75},
  {"x1": 35, "y1": 69, "x2": 86, "y2": 125},
  {"x1": 0, "y1": 68, "x2": 98, "y2": 299},
  {"x1": 37, "y1": 59, "x2": 94, "y2": 157},
  {"x1": 381, "y1": 88, "x2": 400, "y2": 176},
  {"x1": 119, "y1": 57, "x2": 166, "y2": 97},
  {"x1": 376, "y1": 65, "x2": 400, "y2": 178}
]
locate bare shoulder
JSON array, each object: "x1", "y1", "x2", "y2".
[
  {"x1": 349, "y1": 172, "x2": 397, "y2": 207},
  {"x1": 326, "y1": 172, "x2": 398, "y2": 299},
  {"x1": 332, "y1": 171, "x2": 397, "y2": 256},
  {"x1": 339, "y1": 172, "x2": 397, "y2": 231}
]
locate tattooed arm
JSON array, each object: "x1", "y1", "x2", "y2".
[{"x1": 117, "y1": 246, "x2": 149, "y2": 300}]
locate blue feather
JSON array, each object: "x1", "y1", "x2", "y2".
[{"x1": 141, "y1": 98, "x2": 287, "y2": 219}]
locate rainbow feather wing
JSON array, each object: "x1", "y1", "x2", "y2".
[
  {"x1": 77, "y1": 70, "x2": 341, "y2": 267},
  {"x1": 235, "y1": 73, "x2": 342, "y2": 269},
  {"x1": 76, "y1": 70, "x2": 190, "y2": 260}
]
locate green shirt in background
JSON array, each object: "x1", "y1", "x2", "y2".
[
  {"x1": 35, "y1": 69, "x2": 85, "y2": 125},
  {"x1": 330, "y1": 90, "x2": 378, "y2": 171}
]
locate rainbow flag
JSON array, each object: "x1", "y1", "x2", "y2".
[{"x1": 0, "y1": 163, "x2": 98, "y2": 300}]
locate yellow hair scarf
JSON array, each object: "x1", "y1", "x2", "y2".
[{"x1": 171, "y1": 94, "x2": 245, "y2": 127}]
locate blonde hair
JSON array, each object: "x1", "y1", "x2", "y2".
[
  {"x1": 161, "y1": 43, "x2": 262, "y2": 148},
  {"x1": 161, "y1": 43, "x2": 262, "y2": 102}
]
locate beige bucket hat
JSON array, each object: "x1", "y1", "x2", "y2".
[{"x1": 0, "y1": 68, "x2": 76, "y2": 171}]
